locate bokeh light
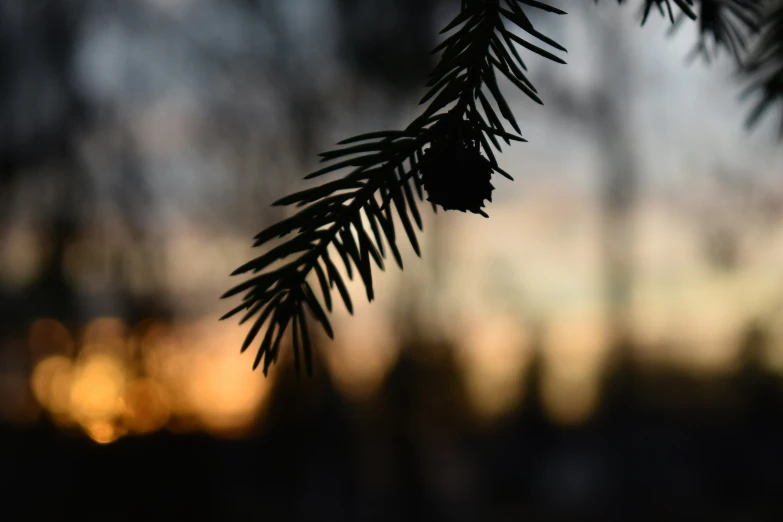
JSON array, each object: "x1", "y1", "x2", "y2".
[
  {"x1": 457, "y1": 313, "x2": 531, "y2": 421},
  {"x1": 28, "y1": 316, "x2": 274, "y2": 442},
  {"x1": 123, "y1": 378, "x2": 170, "y2": 434},
  {"x1": 70, "y1": 353, "x2": 127, "y2": 424},
  {"x1": 31, "y1": 355, "x2": 74, "y2": 417},
  {"x1": 541, "y1": 316, "x2": 608, "y2": 426},
  {"x1": 325, "y1": 312, "x2": 399, "y2": 402}
]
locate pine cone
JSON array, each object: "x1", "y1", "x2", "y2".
[{"x1": 420, "y1": 123, "x2": 494, "y2": 216}]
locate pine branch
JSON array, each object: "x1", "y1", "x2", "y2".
[
  {"x1": 608, "y1": 0, "x2": 697, "y2": 23},
  {"x1": 221, "y1": 0, "x2": 567, "y2": 376},
  {"x1": 614, "y1": 0, "x2": 783, "y2": 133},
  {"x1": 608, "y1": 0, "x2": 763, "y2": 63},
  {"x1": 690, "y1": 0, "x2": 763, "y2": 63},
  {"x1": 740, "y1": 1, "x2": 783, "y2": 135}
]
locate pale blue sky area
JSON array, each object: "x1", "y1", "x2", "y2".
[
  {"x1": 71, "y1": 1, "x2": 782, "y2": 221},
  {"x1": 495, "y1": 3, "x2": 782, "y2": 202}
]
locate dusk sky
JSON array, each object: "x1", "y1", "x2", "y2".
[{"x1": 3, "y1": 0, "x2": 783, "y2": 429}]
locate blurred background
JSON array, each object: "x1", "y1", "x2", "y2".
[{"x1": 2, "y1": 0, "x2": 783, "y2": 520}]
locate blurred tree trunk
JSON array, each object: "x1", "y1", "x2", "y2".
[
  {"x1": 536, "y1": 4, "x2": 638, "y2": 350},
  {"x1": 593, "y1": 11, "x2": 637, "y2": 351},
  {"x1": 0, "y1": 0, "x2": 86, "y2": 330}
]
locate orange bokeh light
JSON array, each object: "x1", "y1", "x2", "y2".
[
  {"x1": 81, "y1": 317, "x2": 130, "y2": 359},
  {"x1": 325, "y1": 313, "x2": 398, "y2": 402},
  {"x1": 69, "y1": 353, "x2": 127, "y2": 423},
  {"x1": 84, "y1": 420, "x2": 123, "y2": 444},
  {"x1": 541, "y1": 316, "x2": 608, "y2": 426},
  {"x1": 457, "y1": 314, "x2": 531, "y2": 421},
  {"x1": 31, "y1": 355, "x2": 74, "y2": 417},
  {"x1": 184, "y1": 347, "x2": 271, "y2": 437},
  {"x1": 123, "y1": 378, "x2": 171, "y2": 434}
]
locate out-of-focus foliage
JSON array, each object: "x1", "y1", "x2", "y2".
[
  {"x1": 616, "y1": 0, "x2": 783, "y2": 131},
  {"x1": 0, "y1": 0, "x2": 87, "y2": 174},
  {"x1": 742, "y1": 1, "x2": 783, "y2": 134},
  {"x1": 334, "y1": 0, "x2": 440, "y2": 95}
]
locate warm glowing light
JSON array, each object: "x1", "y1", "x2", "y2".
[
  {"x1": 31, "y1": 355, "x2": 74, "y2": 416},
  {"x1": 84, "y1": 421, "x2": 122, "y2": 444},
  {"x1": 168, "y1": 320, "x2": 274, "y2": 437},
  {"x1": 541, "y1": 317, "x2": 607, "y2": 426},
  {"x1": 186, "y1": 348, "x2": 270, "y2": 437},
  {"x1": 70, "y1": 354, "x2": 127, "y2": 423},
  {"x1": 458, "y1": 314, "x2": 531, "y2": 420},
  {"x1": 27, "y1": 315, "x2": 278, "y2": 441},
  {"x1": 81, "y1": 317, "x2": 129, "y2": 358},
  {"x1": 324, "y1": 314, "x2": 398, "y2": 401},
  {"x1": 123, "y1": 379, "x2": 170, "y2": 434},
  {"x1": 138, "y1": 321, "x2": 183, "y2": 379},
  {"x1": 28, "y1": 319, "x2": 75, "y2": 359},
  {"x1": 144, "y1": 340, "x2": 193, "y2": 414},
  {"x1": 541, "y1": 370, "x2": 601, "y2": 426}
]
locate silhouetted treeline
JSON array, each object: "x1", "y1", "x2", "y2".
[{"x1": 4, "y1": 329, "x2": 783, "y2": 521}]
